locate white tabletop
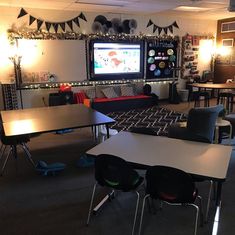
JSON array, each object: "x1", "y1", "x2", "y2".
[{"x1": 87, "y1": 131, "x2": 232, "y2": 180}]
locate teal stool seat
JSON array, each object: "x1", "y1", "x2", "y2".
[{"x1": 36, "y1": 161, "x2": 66, "y2": 176}]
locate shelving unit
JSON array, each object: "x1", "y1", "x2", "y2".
[{"x1": 1, "y1": 84, "x2": 18, "y2": 110}]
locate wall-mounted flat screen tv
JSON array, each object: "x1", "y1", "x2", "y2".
[{"x1": 89, "y1": 40, "x2": 144, "y2": 80}]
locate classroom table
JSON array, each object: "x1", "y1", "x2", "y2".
[
  {"x1": 1, "y1": 104, "x2": 115, "y2": 137},
  {"x1": 0, "y1": 104, "x2": 115, "y2": 167},
  {"x1": 87, "y1": 131, "x2": 232, "y2": 235},
  {"x1": 190, "y1": 82, "x2": 235, "y2": 90}
]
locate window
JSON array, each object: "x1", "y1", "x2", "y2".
[
  {"x1": 221, "y1": 21, "x2": 235, "y2": 33},
  {"x1": 222, "y1": 39, "x2": 234, "y2": 47}
]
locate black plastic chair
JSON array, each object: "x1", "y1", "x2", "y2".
[
  {"x1": 0, "y1": 131, "x2": 36, "y2": 175},
  {"x1": 168, "y1": 105, "x2": 223, "y2": 222},
  {"x1": 138, "y1": 165, "x2": 203, "y2": 235},
  {"x1": 217, "y1": 92, "x2": 234, "y2": 113},
  {"x1": 130, "y1": 127, "x2": 158, "y2": 136},
  {"x1": 86, "y1": 154, "x2": 144, "y2": 235},
  {"x1": 191, "y1": 91, "x2": 210, "y2": 107}
]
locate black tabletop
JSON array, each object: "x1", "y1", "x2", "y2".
[{"x1": 1, "y1": 104, "x2": 115, "y2": 137}]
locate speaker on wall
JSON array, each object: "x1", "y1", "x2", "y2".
[
  {"x1": 228, "y1": 0, "x2": 235, "y2": 12},
  {"x1": 59, "y1": 91, "x2": 74, "y2": 105},
  {"x1": 49, "y1": 91, "x2": 74, "y2": 106}
]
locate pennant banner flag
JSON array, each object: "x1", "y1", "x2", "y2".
[
  {"x1": 45, "y1": 22, "x2": 52, "y2": 32},
  {"x1": 29, "y1": 15, "x2": 36, "y2": 26},
  {"x1": 53, "y1": 23, "x2": 59, "y2": 33},
  {"x1": 37, "y1": 19, "x2": 43, "y2": 30},
  {"x1": 17, "y1": 8, "x2": 28, "y2": 18},
  {"x1": 147, "y1": 19, "x2": 179, "y2": 35},
  {"x1": 168, "y1": 25, "x2": 173, "y2": 34},
  {"x1": 16, "y1": 8, "x2": 87, "y2": 32},
  {"x1": 67, "y1": 20, "x2": 73, "y2": 31},
  {"x1": 59, "y1": 23, "x2": 66, "y2": 32},
  {"x1": 73, "y1": 17, "x2": 80, "y2": 28},
  {"x1": 146, "y1": 19, "x2": 153, "y2": 27},
  {"x1": 153, "y1": 24, "x2": 158, "y2": 33},
  {"x1": 78, "y1": 12, "x2": 87, "y2": 22},
  {"x1": 172, "y1": 21, "x2": 179, "y2": 28},
  {"x1": 163, "y1": 27, "x2": 168, "y2": 34}
]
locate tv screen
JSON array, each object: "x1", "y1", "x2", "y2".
[{"x1": 89, "y1": 40, "x2": 144, "y2": 80}]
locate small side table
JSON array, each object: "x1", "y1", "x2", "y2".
[{"x1": 214, "y1": 119, "x2": 232, "y2": 145}]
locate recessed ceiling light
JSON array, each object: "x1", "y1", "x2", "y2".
[
  {"x1": 174, "y1": 6, "x2": 212, "y2": 12},
  {"x1": 74, "y1": 1, "x2": 124, "y2": 7}
]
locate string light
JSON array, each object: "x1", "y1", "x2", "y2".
[{"x1": 8, "y1": 28, "x2": 180, "y2": 42}]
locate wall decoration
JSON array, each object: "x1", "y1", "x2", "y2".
[
  {"x1": 17, "y1": 8, "x2": 87, "y2": 32},
  {"x1": 181, "y1": 34, "x2": 214, "y2": 81},
  {"x1": 91, "y1": 15, "x2": 137, "y2": 34},
  {"x1": 8, "y1": 27, "x2": 180, "y2": 42},
  {"x1": 147, "y1": 20, "x2": 179, "y2": 35},
  {"x1": 145, "y1": 40, "x2": 179, "y2": 79}
]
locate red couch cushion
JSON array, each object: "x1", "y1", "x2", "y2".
[{"x1": 74, "y1": 92, "x2": 87, "y2": 104}]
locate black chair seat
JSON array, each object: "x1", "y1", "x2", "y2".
[
  {"x1": 138, "y1": 165, "x2": 203, "y2": 235},
  {"x1": 191, "y1": 91, "x2": 210, "y2": 107},
  {"x1": 217, "y1": 92, "x2": 234, "y2": 113},
  {"x1": 87, "y1": 154, "x2": 144, "y2": 235}
]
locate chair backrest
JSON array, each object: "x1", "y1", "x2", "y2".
[
  {"x1": 186, "y1": 104, "x2": 224, "y2": 143},
  {"x1": 95, "y1": 154, "x2": 141, "y2": 192},
  {"x1": 146, "y1": 165, "x2": 196, "y2": 203},
  {"x1": 130, "y1": 127, "x2": 158, "y2": 136}
]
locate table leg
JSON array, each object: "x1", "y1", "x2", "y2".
[
  {"x1": 105, "y1": 124, "x2": 110, "y2": 138},
  {"x1": 215, "y1": 126, "x2": 219, "y2": 144},
  {"x1": 212, "y1": 182, "x2": 223, "y2": 235}
]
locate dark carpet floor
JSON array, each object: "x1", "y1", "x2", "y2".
[{"x1": 0, "y1": 106, "x2": 234, "y2": 235}]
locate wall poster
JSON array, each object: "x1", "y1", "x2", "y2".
[{"x1": 145, "y1": 40, "x2": 178, "y2": 79}]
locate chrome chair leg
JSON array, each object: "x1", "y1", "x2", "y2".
[
  {"x1": 190, "y1": 204, "x2": 199, "y2": 235},
  {"x1": 132, "y1": 191, "x2": 140, "y2": 235},
  {"x1": 197, "y1": 195, "x2": 204, "y2": 226},
  {"x1": 21, "y1": 143, "x2": 36, "y2": 167},
  {"x1": 0, "y1": 145, "x2": 7, "y2": 162},
  {"x1": 1, "y1": 146, "x2": 12, "y2": 175},
  {"x1": 87, "y1": 182, "x2": 97, "y2": 225},
  {"x1": 138, "y1": 194, "x2": 150, "y2": 235}
]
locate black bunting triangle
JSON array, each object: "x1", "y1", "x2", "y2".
[
  {"x1": 29, "y1": 15, "x2": 36, "y2": 25},
  {"x1": 53, "y1": 23, "x2": 59, "y2": 33},
  {"x1": 147, "y1": 19, "x2": 153, "y2": 27},
  {"x1": 168, "y1": 25, "x2": 173, "y2": 34},
  {"x1": 37, "y1": 19, "x2": 43, "y2": 30},
  {"x1": 78, "y1": 12, "x2": 87, "y2": 21},
  {"x1": 153, "y1": 24, "x2": 158, "y2": 33},
  {"x1": 45, "y1": 22, "x2": 52, "y2": 32},
  {"x1": 67, "y1": 20, "x2": 73, "y2": 31},
  {"x1": 172, "y1": 21, "x2": 179, "y2": 28},
  {"x1": 59, "y1": 23, "x2": 66, "y2": 32},
  {"x1": 73, "y1": 17, "x2": 80, "y2": 28},
  {"x1": 158, "y1": 27, "x2": 162, "y2": 35},
  {"x1": 17, "y1": 8, "x2": 28, "y2": 18},
  {"x1": 163, "y1": 27, "x2": 168, "y2": 34}
]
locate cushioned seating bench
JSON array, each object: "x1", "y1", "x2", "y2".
[
  {"x1": 74, "y1": 84, "x2": 158, "y2": 113},
  {"x1": 91, "y1": 95, "x2": 156, "y2": 113}
]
